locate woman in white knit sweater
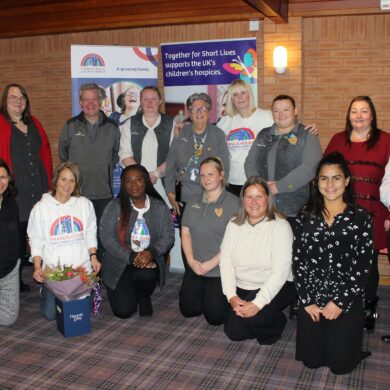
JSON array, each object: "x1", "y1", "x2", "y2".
[{"x1": 220, "y1": 176, "x2": 295, "y2": 345}]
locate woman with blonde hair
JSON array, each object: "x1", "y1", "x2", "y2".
[
  {"x1": 217, "y1": 80, "x2": 273, "y2": 196},
  {"x1": 218, "y1": 81, "x2": 318, "y2": 197},
  {"x1": 179, "y1": 157, "x2": 239, "y2": 325}
]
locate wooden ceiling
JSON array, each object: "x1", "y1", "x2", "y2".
[{"x1": 0, "y1": 0, "x2": 384, "y2": 39}]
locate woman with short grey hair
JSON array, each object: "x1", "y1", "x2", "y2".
[
  {"x1": 186, "y1": 92, "x2": 212, "y2": 111},
  {"x1": 165, "y1": 92, "x2": 229, "y2": 216}
]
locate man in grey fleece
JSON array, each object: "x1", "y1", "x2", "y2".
[{"x1": 58, "y1": 83, "x2": 120, "y2": 227}]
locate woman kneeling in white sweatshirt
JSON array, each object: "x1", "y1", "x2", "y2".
[{"x1": 28, "y1": 162, "x2": 101, "y2": 320}]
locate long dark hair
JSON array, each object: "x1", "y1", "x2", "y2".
[
  {"x1": 303, "y1": 152, "x2": 355, "y2": 219},
  {"x1": 118, "y1": 164, "x2": 163, "y2": 245},
  {"x1": 0, "y1": 83, "x2": 32, "y2": 125},
  {"x1": 345, "y1": 95, "x2": 379, "y2": 149},
  {"x1": 0, "y1": 159, "x2": 17, "y2": 199}
]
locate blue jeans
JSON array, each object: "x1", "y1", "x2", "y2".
[{"x1": 41, "y1": 285, "x2": 56, "y2": 321}]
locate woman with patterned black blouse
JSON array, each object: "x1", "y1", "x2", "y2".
[{"x1": 293, "y1": 152, "x2": 373, "y2": 375}]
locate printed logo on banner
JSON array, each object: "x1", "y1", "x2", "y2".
[
  {"x1": 80, "y1": 53, "x2": 106, "y2": 73},
  {"x1": 222, "y1": 48, "x2": 257, "y2": 82},
  {"x1": 132, "y1": 47, "x2": 158, "y2": 68}
]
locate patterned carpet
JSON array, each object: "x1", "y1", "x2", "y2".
[{"x1": 0, "y1": 269, "x2": 389, "y2": 390}]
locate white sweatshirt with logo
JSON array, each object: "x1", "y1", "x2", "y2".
[{"x1": 27, "y1": 193, "x2": 97, "y2": 272}]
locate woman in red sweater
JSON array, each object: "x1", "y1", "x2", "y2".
[{"x1": 325, "y1": 95, "x2": 390, "y2": 332}]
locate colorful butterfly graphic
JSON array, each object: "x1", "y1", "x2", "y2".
[{"x1": 222, "y1": 48, "x2": 257, "y2": 82}]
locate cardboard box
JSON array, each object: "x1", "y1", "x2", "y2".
[{"x1": 55, "y1": 297, "x2": 91, "y2": 338}]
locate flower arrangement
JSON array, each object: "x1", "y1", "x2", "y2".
[
  {"x1": 44, "y1": 264, "x2": 98, "y2": 286},
  {"x1": 43, "y1": 264, "x2": 102, "y2": 315}
]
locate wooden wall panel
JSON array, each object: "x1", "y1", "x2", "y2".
[{"x1": 0, "y1": 0, "x2": 262, "y2": 38}]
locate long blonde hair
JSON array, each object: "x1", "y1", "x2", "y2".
[{"x1": 225, "y1": 79, "x2": 256, "y2": 117}]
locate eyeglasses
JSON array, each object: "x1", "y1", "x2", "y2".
[
  {"x1": 189, "y1": 106, "x2": 208, "y2": 114},
  {"x1": 7, "y1": 95, "x2": 27, "y2": 104}
]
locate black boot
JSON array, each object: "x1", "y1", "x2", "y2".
[{"x1": 364, "y1": 297, "x2": 379, "y2": 333}]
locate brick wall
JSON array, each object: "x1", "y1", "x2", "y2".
[
  {"x1": 1, "y1": 14, "x2": 390, "y2": 159},
  {"x1": 303, "y1": 14, "x2": 390, "y2": 149},
  {"x1": 0, "y1": 18, "x2": 307, "y2": 166},
  {"x1": 262, "y1": 17, "x2": 303, "y2": 109},
  {"x1": 0, "y1": 22, "x2": 264, "y2": 167}
]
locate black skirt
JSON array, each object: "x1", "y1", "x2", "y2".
[{"x1": 295, "y1": 297, "x2": 365, "y2": 375}]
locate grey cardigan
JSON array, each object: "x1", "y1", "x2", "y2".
[
  {"x1": 244, "y1": 123, "x2": 322, "y2": 216},
  {"x1": 164, "y1": 123, "x2": 230, "y2": 203},
  {"x1": 99, "y1": 197, "x2": 175, "y2": 290}
]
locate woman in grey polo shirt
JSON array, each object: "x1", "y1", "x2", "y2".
[{"x1": 179, "y1": 157, "x2": 239, "y2": 325}]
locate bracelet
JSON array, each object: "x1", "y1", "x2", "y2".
[{"x1": 89, "y1": 253, "x2": 98, "y2": 259}]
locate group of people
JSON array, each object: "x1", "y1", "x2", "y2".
[{"x1": 0, "y1": 79, "x2": 389, "y2": 376}]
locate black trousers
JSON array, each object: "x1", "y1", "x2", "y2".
[
  {"x1": 18, "y1": 221, "x2": 28, "y2": 284},
  {"x1": 224, "y1": 282, "x2": 295, "y2": 345},
  {"x1": 179, "y1": 268, "x2": 228, "y2": 325},
  {"x1": 226, "y1": 183, "x2": 242, "y2": 197},
  {"x1": 91, "y1": 197, "x2": 112, "y2": 258},
  {"x1": 365, "y1": 250, "x2": 379, "y2": 302},
  {"x1": 106, "y1": 264, "x2": 158, "y2": 319},
  {"x1": 295, "y1": 297, "x2": 364, "y2": 375}
]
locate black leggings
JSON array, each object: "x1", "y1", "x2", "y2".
[
  {"x1": 105, "y1": 264, "x2": 158, "y2": 319},
  {"x1": 179, "y1": 268, "x2": 228, "y2": 325},
  {"x1": 18, "y1": 221, "x2": 28, "y2": 284}
]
